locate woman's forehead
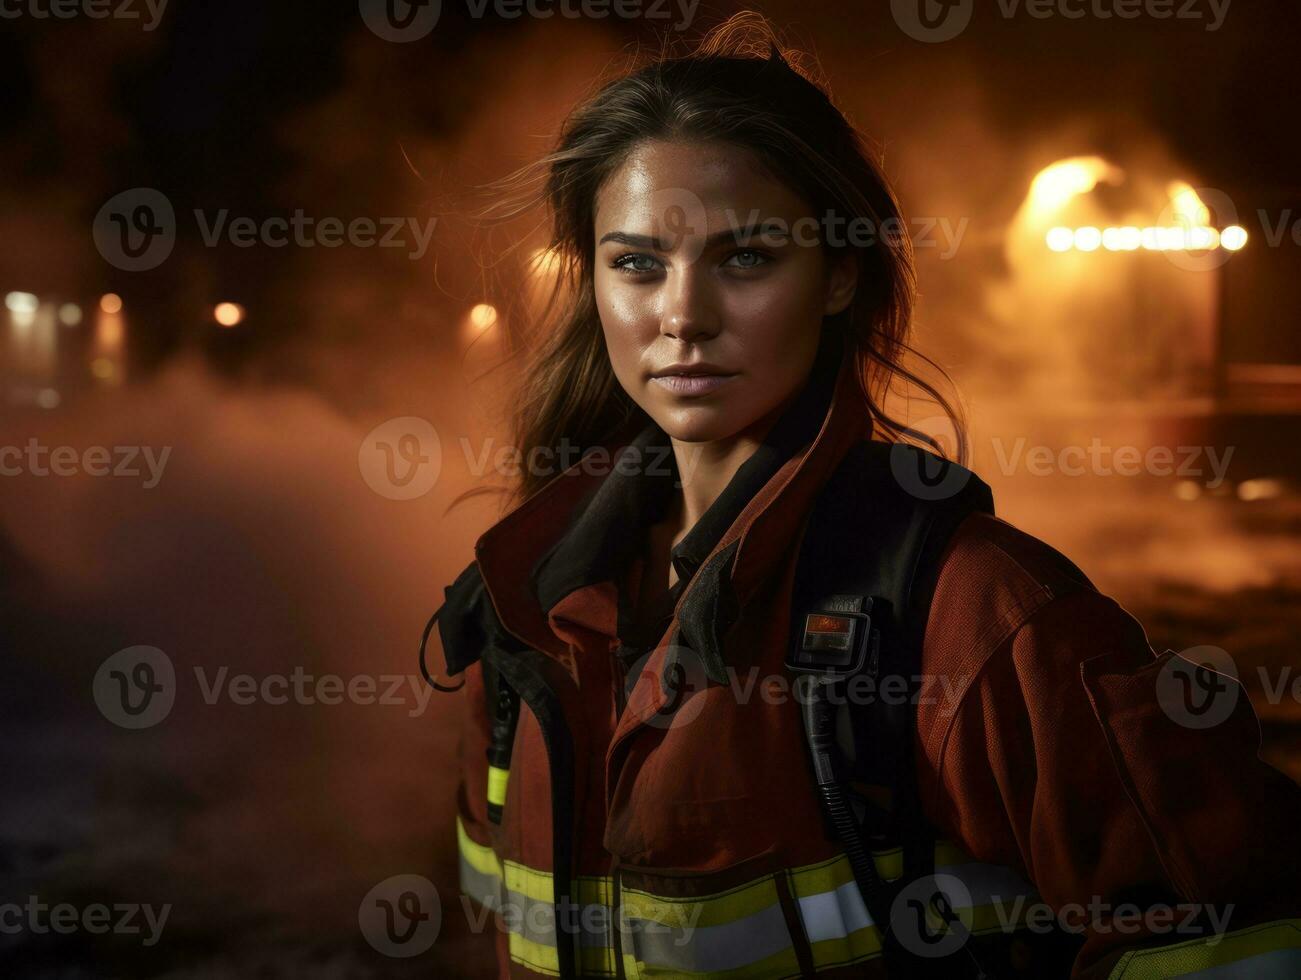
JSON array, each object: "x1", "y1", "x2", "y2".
[{"x1": 594, "y1": 139, "x2": 809, "y2": 235}]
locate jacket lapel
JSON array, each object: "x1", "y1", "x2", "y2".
[{"x1": 474, "y1": 335, "x2": 872, "y2": 685}]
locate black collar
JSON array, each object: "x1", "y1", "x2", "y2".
[{"x1": 531, "y1": 332, "x2": 844, "y2": 627}]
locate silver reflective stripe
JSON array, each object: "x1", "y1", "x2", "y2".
[
  {"x1": 503, "y1": 887, "x2": 613, "y2": 949},
  {"x1": 458, "y1": 851, "x2": 504, "y2": 911},
  {"x1": 798, "y1": 878, "x2": 874, "y2": 943},
  {"x1": 625, "y1": 901, "x2": 792, "y2": 974}
]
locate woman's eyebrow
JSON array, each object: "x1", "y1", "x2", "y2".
[{"x1": 598, "y1": 220, "x2": 791, "y2": 251}]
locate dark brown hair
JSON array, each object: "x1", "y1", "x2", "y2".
[{"x1": 468, "y1": 11, "x2": 966, "y2": 508}]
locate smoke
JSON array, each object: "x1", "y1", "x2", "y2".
[{"x1": 0, "y1": 352, "x2": 515, "y2": 975}]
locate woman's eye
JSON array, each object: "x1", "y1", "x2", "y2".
[
  {"x1": 612, "y1": 253, "x2": 661, "y2": 275},
  {"x1": 724, "y1": 249, "x2": 770, "y2": 269}
]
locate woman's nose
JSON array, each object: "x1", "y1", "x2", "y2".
[{"x1": 660, "y1": 268, "x2": 720, "y2": 343}]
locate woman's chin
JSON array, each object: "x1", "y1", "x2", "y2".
[{"x1": 651, "y1": 407, "x2": 747, "y2": 445}]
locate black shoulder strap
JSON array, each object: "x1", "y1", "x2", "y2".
[{"x1": 790, "y1": 439, "x2": 994, "y2": 866}]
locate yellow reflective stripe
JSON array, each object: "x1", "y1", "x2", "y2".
[
  {"x1": 788, "y1": 843, "x2": 1040, "y2": 971},
  {"x1": 807, "y1": 930, "x2": 885, "y2": 970},
  {"x1": 620, "y1": 874, "x2": 779, "y2": 930},
  {"x1": 791, "y1": 858, "x2": 883, "y2": 968},
  {"x1": 457, "y1": 815, "x2": 503, "y2": 880},
  {"x1": 504, "y1": 860, "x2": 554, "y2": 904},
  {"x1": 460, "y1": 823, "x2": 1040, "y2": 977},
  {"x1": 934, "y1": 840, "x2": 973, "y2": 869},
  {"x1": 580, "y1": 941, "x2": 618, "y2": 975},
  {"x1": 487, "y1": 764, "x2": 510, "y2": 807},
  {"x1": 508, "y1": 931, "x2": 563, "y2": 976},
  {"x1": 503, "y1": 862, "x2": 612, "y2": 906},
  {"x1": 622, "y1": 943, "x2": 802, "y2": 979},
  {"x1": 456, "y1": 816, "x2": 616, "y2": 975},
  {"x1": 786, "y1": 841, "x2": 976, "y2": 900},
  {"x1": 789, "y1": 852, "x2": 856, "y2": 897},
  {"x1": 508, "y1": 930, "x2": 617, "y2": 977},
  {"x1": 1108, "y1": 919, "x2": 1301, "y2": 979}
]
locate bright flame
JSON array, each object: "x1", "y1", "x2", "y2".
[
  {"x1": 1028, "y1": 157, "x2": 1122, "y2": 217},
  {"x1": 1167, "y1": 181, "x2": 1211, "y2": 228},
  {"x1": 214, "y1": 302, "x2": 245, "y2": 327},
  {"x1": 100, "y1": 293, "x2": 123, "y2": 315}
]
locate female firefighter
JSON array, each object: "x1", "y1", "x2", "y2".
[{"x1": 428, "y1": 14, "x2": 1301, "y2": 979}]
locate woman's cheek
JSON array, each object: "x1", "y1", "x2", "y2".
[
  {"x1": 723, "y1": 275, "x2": 818, "y2": 357},
  {"x1": 596, "y1": 287, "x2": 658, "y2": 397}
]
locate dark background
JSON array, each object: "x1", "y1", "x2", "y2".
[{"x1": 2, "y1": 1, "x2": 1299, "y2": 976}]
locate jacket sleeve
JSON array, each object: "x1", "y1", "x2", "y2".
[
  {"x1": 928, "y1": 585, "x2": 1301, "y2": 979},
  {"x1": 439, "y1": 563, "x2": 513, "y2": 972}
]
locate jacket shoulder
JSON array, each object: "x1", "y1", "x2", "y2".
[{"x1": 927, "y1": 512, "x2": 1099, "y2": 652}]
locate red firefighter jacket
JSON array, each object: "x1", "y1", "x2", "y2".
[{"x1": 441, "y1": 338, "x2": 1301, "y2": 978}]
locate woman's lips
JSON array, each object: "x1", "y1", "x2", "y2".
[{"x1": 649, "y1": 373, "x2": 738, "y2": 396}]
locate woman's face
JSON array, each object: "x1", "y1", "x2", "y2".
[{"x1": 593, "y1": 139, "x2": 857, "y2": 444}]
